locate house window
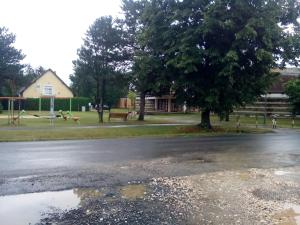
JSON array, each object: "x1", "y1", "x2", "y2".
[{"x1": 43, "y1": 85, "x2": 53, "y2": 96}]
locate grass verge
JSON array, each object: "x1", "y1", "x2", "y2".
[{"x1": 0, "y1": 125, "x2": 272, "y2": 142}]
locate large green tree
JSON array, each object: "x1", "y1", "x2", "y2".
[
  {"x1": 162, "y1": 0, "x2": 300, "y2": 128},
  {"x1": 0, "y1": 27, "x2": 25, "y2": 96},
  {"x1": 122, "y1": 0, "x2": 172, "y2": 120},
  {"x1": 73, "y1": 16, "x2": 128, "y2": 122}
]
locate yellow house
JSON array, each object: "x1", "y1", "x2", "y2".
[{"x1": 20, "y1": 69, "x2": 74, "y2": 98}]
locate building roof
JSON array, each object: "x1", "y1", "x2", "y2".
[
  {"x1": 267, "y1": 68, "x2": 299, "y2": 93},
  {"x1": 273, "y1": 68, "x2": 300, "y2": 77},
  {"x1": 19, "y1": 69, "x2": 73, "y2": 96},
  {"x1": 268, "y1": 75, "x2": 296, "y2": 93}
]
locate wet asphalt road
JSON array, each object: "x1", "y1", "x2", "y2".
[
  {"x1": 0, "y1": 131, "x2": 299, "y2": 195},
  {"x1": 1, "y1": 131, "x2": 300, "y2": 225},
  {"x1": 1, "y1": 132, "x2": 300, "y2": 177}
]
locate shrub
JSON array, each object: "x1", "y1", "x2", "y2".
[
  {"x1": 23, "y1": 97, "x2": 91, "y2": 111},
  {"x1": 285, "y1": 78, "x2": 300, "y2": 115}
]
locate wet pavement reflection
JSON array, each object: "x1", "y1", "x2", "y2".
[
  {"x1": 0, "y1": 184, "x2": 148, "y2": 225},
  {"x1": 0, "y1": 190, "x2": 80, "y2": 225}
]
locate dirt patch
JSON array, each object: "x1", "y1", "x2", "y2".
[
  {"x1": 238, "y1": 171, "x2": 252, "y2": 181},
  {"x1": 73, "y1": 188, "x2": 103, "y2": 201},
  {"x1": 274, "y1": 208, "x2": 299, "y2": 225},
  {"x1": 120, "y1": 184, "x2": 146, "y2": 200}
]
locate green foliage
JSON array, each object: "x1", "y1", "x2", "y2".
[
  {"x1": 0, "y1": 102, "x2": 3, "y2": 114},
  {"x1": 160, "y1": 0, "x2": 300, "y2": 127},
  {"x1": 72, "y1": 16, "x2": 128, "y2": 122},
  {"x1": 127, "y1": 91, "x2": 136, "y2": 101},
  {"x1": 120, "y1": 0, "x2": 300, "y2": 127},
  {"x1": 122, "y1": 0, "x2": 174, "y2": 120},
  {"x1": 0, "y1": 27, "x2": 25, "y2": 96},
  {"x1": 22, "y1": 65, "x2": 46, "y2": 87},
  {"x1": 23, "y1": 97, "x2": 91, "y2": 112},
  {"x1": 285, "y1": 78, "x2": 300, "y2": 115}
]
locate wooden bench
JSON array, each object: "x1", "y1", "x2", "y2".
[{"x1": 109, "y1": 112, "x2": 129, "y2": 121}]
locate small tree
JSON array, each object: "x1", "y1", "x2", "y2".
[
  {"x1": 73, "y1": 16, "x2": 127, "y2": 122},
  {"x1": 285, "y1": 78, "x2": 300, "y2": 115},
  {"x1": 127, "y1": 90, "x2": 137, "y2": 110},
  {"x1": 0, "y1": 27, "x2": 25, "y2": 96}
]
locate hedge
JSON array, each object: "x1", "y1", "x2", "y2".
[{"x1": 22, "y1": 97, "x2": 91, "y2": 111}]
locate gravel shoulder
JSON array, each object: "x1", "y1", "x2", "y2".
[
  {"x1": 3, "y1": 159, "x2": 300, "y2": 224},
  {"x1": 1, "y1": 134, "x2": 300, "y2": 225}
]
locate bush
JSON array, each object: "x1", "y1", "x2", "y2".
[
  {"x1": 285, "y1": 78, "x2": 300, "y2": 115},
  {"x1": 23, "y1": 97, "x2": 91, "y2": 111},
  {"x1": 0, "y1": 103, "x2": 3, "y2": 114}
]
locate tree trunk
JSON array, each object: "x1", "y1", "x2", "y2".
[
  {"x1": 199, "y1": 109, "x2": 212, "y2": 129},
  {"x1": 98, "y1": 97, "x2": 103, "y2": 123},
  {"x1": 138, "y1": 92, "x2": 146, "y2": 121},
  {"x1": 0, "y1": 79, "x2": 3, "y2": 96},
  {"x1": 99, "y1": 78, "x2": 106, "y2": 123},
  {"x1": 219, "y1": 112, "x2": 224, "y2": 122},
  {"x1": 97, "y1": 110, "x2": 102, "y2": 123},
  {"x1": 95, "y1": 78, "x2": 102, "y2": 123},
  {"x1": 225, "y1": 111, "x2": 230, "y2": 122}
]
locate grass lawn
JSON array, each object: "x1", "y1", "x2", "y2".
[
  {"x1": 149, "y1": 113, "x2": 300, "y2": 128},
  {"x1": 0, "y1": 109, "x2": 298, "y2": 142},
  {"x1": 0, "y1": 110, "x2": 175, "y2": 127},
  {"x1": 0, "y1": 125, "x2": 271, "y2": 142}
]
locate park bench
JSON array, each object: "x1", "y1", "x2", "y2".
[{"x1": 109, "y1": 112, "x2": 129, "y2": 121}]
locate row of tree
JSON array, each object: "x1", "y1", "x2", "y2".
[
  {"x1": 0, "y1": 27, "x2": 46, "y2": 97},
  {"x1": 1, "y1": 0, "x2": 300, "y2": 127},
  {"x1": 71, "y1": 0, "x2": 300, "y2": 127}
]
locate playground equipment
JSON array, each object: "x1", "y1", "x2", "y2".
[
  {"x1": 0, "y1": 97, "x2": 26, "y2": 125},
  {"x1": 59, "y1": 110, "x2": 68, "y2": 120},
  {"x1": 38, "y1": 96, "x2": 79, "y2": 126},
  {"x1": 0, "y1": 96, "x2": 83, "y2": 126},
  {"x1": 59, "y1": 110, "x2": 80, "y2": 124}
]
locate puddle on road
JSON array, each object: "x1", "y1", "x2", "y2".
[
  {"x1": 0, "y1": 188, "x2": 103, "y2": 225},
  {"x1": 0, "y1": 184, "x2": 146, "y2": 224},
  {"x1": 274, "y1": 203, "x2": 300, "y2": 225},
  {"x1": 0, "y1": 190, "x2": 80, "y2": 225},
  {"x1": 120, "y1": 184, "x2": 146, "y2": 200}
]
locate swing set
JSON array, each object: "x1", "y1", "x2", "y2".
[{"x1": 0, "y1": 97, "x2": 26, "y2": 125}]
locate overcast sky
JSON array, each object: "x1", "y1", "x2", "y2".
[{"x1": 0, "y1": 0, "x2": 122, "y2": 84}]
